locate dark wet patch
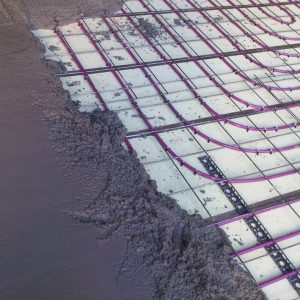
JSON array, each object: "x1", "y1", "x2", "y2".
[
  {"x1": 49, "y1": 45, "x2": 60, "y2": 52},
  {"x1": 138, "y1": 17, "x2": 161, "y2": 39},
  {"x1": 66, "y1": 80, "x2": 81, "y2": 87},
  {"x1": 233, "y1": 238, "x2": 244, "y2": 247},
  {"x1": 114, "y1": 55, "x2": 125, "y2": 61},
  {"x1": 174, "y1": 18, "x2": 184, "y2": 26}
]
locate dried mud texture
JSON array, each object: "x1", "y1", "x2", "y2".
[{"x1": 46, "y1": 99, "x2": 265, "y2": 300}]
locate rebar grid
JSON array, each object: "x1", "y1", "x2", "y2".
[{"x1": 52, "y1": 0, "x2": 300, "y2": 294}]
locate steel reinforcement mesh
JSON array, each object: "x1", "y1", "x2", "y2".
[{"x1": 35, "y1": 0, "x2": 300, "y2": 298}]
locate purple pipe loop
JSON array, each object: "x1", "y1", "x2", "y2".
[
  {"x1": 138, "y1": 0, "x2": 300, "y2": 148},
  {"x1": 206, "y1": 0, "x2": 300, "y2": 75},
  {"x1": 76, "y1": 17, "x2": 300, "y2": 183},
  {"x1": 156, "y1": 0, "x2": 300, "y2": 130},
  {"x1": 250, "y1": 0, "x2": 295, "y2": 25},
  {"x1": 140, "y1": 0, "x2": 300, "y2": 129},
  {"x1": 184, "y1": 0, "x2": 300, "y2": 91},
  {"x1": 226, "y1": 0, "x2": 300, "y2": 43}
]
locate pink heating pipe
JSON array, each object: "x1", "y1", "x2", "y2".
[
  {"x1": 137, "y1": 0, "x2": 300, "y2": 141},
  {"x1": 76, "y1": 18, "x2": 300, "y2": 183},
  {"x1": 230, "y1": 229, "x2": 300, "y2": 258},
  {"x1": 212, "y1": 0, "x2": 299, "y2": 57},
  {"x1": 140, "y1": 0, "x2": 300, "y2": 126},
  {"x1": 120, "y1": 6, "x2": 300, "y2": 153},
  {"x1": 217, "y1": 198, "x2": 300, "y2": 226},
  {"x1": 180, "y1": 0, "x2": 300, "y2": 91},
  {"x1": 289, "y1": 0, "x2": 300, "y2": 9},
  {"x1": 250, "y1": 0, "x2": 295, "y2": 25},
  {"x1": 152, "y1": 0, "x2": 298, "y2": 120},
  {"x1": 226, "y1": 0, "x2": 300, "y2": 42},
  {"x1": 259, "y1": 267, "x2": 300, "y2": 288},
  {"x1": 54, "y1": 27, "x2": 109, "y2": 111},
  {"x1": 204, "y1": 0, "x2": 300, "y2": 75}
]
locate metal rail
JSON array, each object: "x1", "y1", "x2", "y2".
[
  {"x1": 125, "y1": 99, "x2": 300, "y2": 138},
  {"x1": 201, "y1": 155, "x2": 300, "y2": 293},
  {"x1": 230, "y1": 229, "x2": 300, "y2": 258},
  {"x1": 59, "y1": 41, "x2": 300, "y2": 77},
  {"x1": 217, "y1": 198, "x2": 300, "y2": 227}
]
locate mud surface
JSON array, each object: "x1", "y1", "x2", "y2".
[{"x1": 0, "y1": 1, "x2": 264, "y2": 299}]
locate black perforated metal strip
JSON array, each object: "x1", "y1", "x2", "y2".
[{"x1": 199, "y1": 155, "x2": 300, "y2": 292}]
